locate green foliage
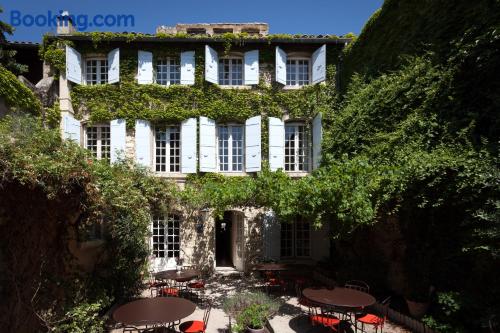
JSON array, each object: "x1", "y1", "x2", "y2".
[
  {"x1": 52, "y1": 299, "x2": 109, "y2": 333},
  {"x1": 223, "y1": 292, "x2": 279, "y2": 332},
  {"x1": 0, "y1": 64, "x2": 42, "y2": 113},
  {"x1": 0, "y1": 7, "x2": 28, "y2": 74}
]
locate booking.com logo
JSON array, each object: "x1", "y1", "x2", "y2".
[{"x1": 9, "y1": 10, "x2": 135, "y2": 31}]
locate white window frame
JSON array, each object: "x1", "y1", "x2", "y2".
[
  {"x1": 84, "y1": 57, "x2": 108, "y2": 85},
  {"x1": 217, "y1": 124, "x2": 245, "y2": 172},
  {"x1": 286, "y1": 57, "x2": 311, "y2": 87},
  {"x1": 151, "y1": 214, "x2": 181, "y2": 259},
  {"x1": 154, "y1": 125, "x2": 181, "y2": 173},
  {"x1": 284, "y1": 122, "x2": 310, "y2": 172},
  {"x1": 155, "y1": 57, "x2": 181, "y2": 86},
  {"x1": 218, "y1": 57, "x2": 244, "y2": 86},
  {"x1": 280, "y1": 217, "x2": 311, "y2": 258},
  {"x1": 84, "y1": 123, "x2": 111, "y2": 161}
]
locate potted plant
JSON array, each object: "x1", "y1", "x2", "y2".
[{"x1": 223, "y1": 292, "x2": 279, "y2": 333}]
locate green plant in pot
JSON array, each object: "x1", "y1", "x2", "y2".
[
  {"x1": 235, "y1": 304, "x2": 277, "y2": 333},
  {"x1": 223, "y1": 292, "x2": 279, "y2": 333}
]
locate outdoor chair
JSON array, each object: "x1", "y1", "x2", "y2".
[
  {"x1": 354, "y1": 296, "x2": 391, "y2": 333},
  {"x1": 310, "y1": 306, "x2": 340, "y2": 332},
  {"x1": 122, "y1": 320, "x2": 159, "y2": 332},
  {"x1": 187, "y1": 279, "x2": 205, "y2": 301},
  {"x1": 148, "y1": 272, "x2": 161, "y2": 297},
  {"x1": 264, "y1": 271, "x2": 286, "y2": 294},
  {"x1": 179, "y1": 300, "x2": 212, "y2": 333},
  {"x1": 159, "y1": 279, "x2": 180, "y2": 297},
  {"x1": 344, "y1": 280, "x2": 370, "y2": 293},
  {"x1": 295, "y1": 284, "x2": 317, "y2": 319}
]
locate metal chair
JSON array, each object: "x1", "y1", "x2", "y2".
[
  {"x1": 159, "y1": 279, "x2": 180, "y2": 297},
  {"x1": 179, "y1": 300, "x2": 212, "y2": 333},
  {"x1": 344, "y1": 280, "x2": 370, "y2": 293},
  {"x1": 354, "y1": 296, "x2": 391, "y2": 333},
  {"x1": 310, "y1": 306, "x2": 340, "y2": 332},
  {"x1": 187, "y1": 279, "x2": 205, "y2": 301}
]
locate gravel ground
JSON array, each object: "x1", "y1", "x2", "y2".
[{"x1": 109, "y1": 275, "x2": 411, "y2": 333}]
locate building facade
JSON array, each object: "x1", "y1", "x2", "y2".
[{"x1": 51, "y1": 20, "x2": 349, "y2": 274}]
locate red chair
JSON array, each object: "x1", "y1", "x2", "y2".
[
  {"x1": 310, "y1": 306, "x2": 340, "y2": 332},
  {"x1": 179, "y1": 301, "x2": 212, "y2": 333},
  {"x1": 264, "y1": 271, "x2": 285, "y2": 294},
  {"x1": 344, "y1": 280, "x2": 370, "y2": 293},
  {"x1": 355, "y1": 297, "x2": 391, "y2": 333},
  {"x1": 159, "y1": 280, "x2": 180, "y2": 297},
  {"x1": 187, "y1": 280, "x2": 205, "y2": 300}
]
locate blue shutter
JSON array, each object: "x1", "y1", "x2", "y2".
[
  {"x1": 245, "y1": 115, "x2": 261, "y2": 172},
  {"x1": 181, "y1": 118, "x2": 197, "y2": 173},
  {"x1": 268, "y1": 117, "x2": 285, "y2": 171},
  {"x1": 311, "y1": 44, "x2": 326, "y2": 84},
  {"x1": 135, "y1": 120, "x2": 151, "y2": 168},
  {"x1": 275, "y1": 47, "x2": 287, "y2": 85},
  {"x1": 205, "y1": 45, "x2": 218, "y2": 84},
  {"x1": 244, "y1": 50, "x2": 259, "y2": 85},
  {"x1": 65, "y1": 46, "x2": 82, "y2": 84},
  {"x1": 110, "y1": 119, "x2": 126, "y2": 163},
  {"x1": 137, "y1": 51, "x2": 153, "y2": 84},
  {"x1": 199, "y1": 116, "x2": 216, "y2": 172},
  {"x1": 312, "y1": 113, "x2": 322, "y2": 170},
  {"x1": 63, "y1": 114, "x2": 81, "y2": 144},
  {"x1": 107, "y1": 48, "x2": 120, "y2": 84},
  {"x1": 180, "y1": 51, "x2": 195, "y2": 85}
]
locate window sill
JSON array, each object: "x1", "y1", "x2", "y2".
[
  {"x1": 285, "y1": 172, "x2": 310, "y2": 178},
  {"x1": 283, "y1": 85, "x2": 310, "y2": 90},
  {"x1": 218, "y1": 85, "x2": 252, "y2": 90}
]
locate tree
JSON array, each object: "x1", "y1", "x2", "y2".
[{"x1": 0, "y1": 6, "x2": 27, "y2": 74}]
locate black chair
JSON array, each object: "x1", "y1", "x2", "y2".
[{"x1": 344, "y1": 280, "x2": 370, "y2": 293}]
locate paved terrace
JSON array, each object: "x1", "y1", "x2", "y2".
[{"x1": 109, "y1": 274, "x2": 411, "y2": 333}]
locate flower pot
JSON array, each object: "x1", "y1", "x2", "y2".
[
  {"x1": 246, "y1": 327, "x2": 265, "y2": 333},
  {"x1": 405, "y1": 299, "x2": 429, "y2": 319}
]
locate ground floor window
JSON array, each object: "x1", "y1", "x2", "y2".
[
  {"x1": 152, "y1": 214, "x2": 180, "y2": 259},
  {"x1": 85, "y1": 124, "x2": 110, "y2": 161},
  {"x1": 280, "y1": 217, "x2": 310, "y2": 258}
]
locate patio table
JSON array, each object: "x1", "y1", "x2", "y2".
[
  {"x1": 112, "y1": 297, "x2": 196, "y2": 327},
  {"x1": 154, "y1": 269, "x2": 200, "y2": 282},
  {"x1": 302, "y1": 287, "x2": 376, "y2": 309}
]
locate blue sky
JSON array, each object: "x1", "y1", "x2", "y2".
[{"x1": 1, "y1": 0, "x2": 383, "y2": 42}]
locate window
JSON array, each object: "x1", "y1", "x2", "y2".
[
  {"x1": 156, "y1": 58, "x2": 180, "y2": 85},
  {"x1": 152, "y1": 214, "x2": 180, "y2": 259},
  {"x1": 85, "y1": 124, "x2": 110, "y2": 161},
  {"x1": 218, "y1": 58, "x2": 243, "y2": 85},
  {"x1": 285, "y1": 123, "x2": 309, "y2": 172},
  {"x1": 217, "y1": 125, "x2": 244, "y2": 172},
  {"x1": 155, "y1": 125, "x2": 180, "y2": 172},
  {"x1": 85, "y1": 58, "x2": 108, "y2": 85},
  {"x1": 280, "y1": 217, "x2": 310, "y2": 258},
  {"x1": 286, "y1": 59, "x2": 310, "y2": 86}
]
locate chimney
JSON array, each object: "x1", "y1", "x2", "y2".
[{"x1": 57, "y1": 11, "x2": 76, "y2": 35}]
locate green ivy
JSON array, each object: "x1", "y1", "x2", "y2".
[{"x1": 0, "y1": 64, "x2": 42, "y2": 113}]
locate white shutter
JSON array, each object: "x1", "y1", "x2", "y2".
[
  {"x1": 275, "y1": 46, "x2": 287, "y2": 85},
  {"x1": 180, "y1": 51, "x2": 195, "y2": 85},
  {"x1": 205, "y1": 45, "x2": 218, "y2": 84},
  {"x1": 65, "y1": 46, "x2": 82, "y2": 84},
  {"x1": 107, "y1": 48, "x2": 120, "y2": 84},
  {"x1": 268, "y1": 117, "x2": 285, "y2": 171},
  {"x1": 199, "y1": 116, "x2": 216, "y2": 172},
  {"x1": 312, "y1": 113, "x2": 323, "y2": 170},
  {"x1": 110, "y1": 119, "x2": 126, "y2": 163},
  {"x1": 63, "y1": 114, "x2": 81, "y2": 144},
  {"x1": 312, "y1": 44, "x2": 326, "y2": 84},
  {"x1": 181, "y1": 117, "x2": 197, "y2": 173},
  {"x1": 137, "y1": 51, "x2": 153, "y2": 84},
  {"x1": 263, "y1": 210, "x2": 280, "y2": 261},
  {"x1": 244, "y1": 50, "x2": 259, "y2": 85},
  {"x1": 135, "y1": 120, "x2": 152, "y2": 167},
  {"x1": 245, "y1": 115, "x2": 261, "y2": 172}
]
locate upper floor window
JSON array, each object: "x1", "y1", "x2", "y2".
[
  {"x1": 155, "y1": 125, "x2": 180, "y2": 172},
  {"x1": 156, "y1": 57, "x2": 181, "y2": 86},
  {"x1": 286, "y1": 58, "x2": 310, "y2": 86},
  {"x1": 85, "y1": 124, "x2": 110, "y2": 161},
  {"x1": 217, "y1": 124, "x2": 244, "y2": 172},
  {"x1": 85, "y1": 58, "x2": 108, "y2": 85},
  {"x1": 285, "y1": 123, "x2": 309, "y2": 172},
  {"x1": 218, "y1": 58, "x2": 243, "y2": 85}
]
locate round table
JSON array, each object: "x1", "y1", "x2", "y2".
[
  {"x1": 302, "y1": 287, "x2": 376, "y2": 309},
  {"x1": 113, "y1": 297, "x2": 196, "y2": 327},
  {"x1": 154, "y1": 269, "x2": 200, "y2": 282}
]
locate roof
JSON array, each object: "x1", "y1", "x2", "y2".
[
  {"x1": 5, "y1": 41, "x2": 40, "y2": 48},
  {"x1": 50, "y1": 32, "x2": 351, "y2": 45}
]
